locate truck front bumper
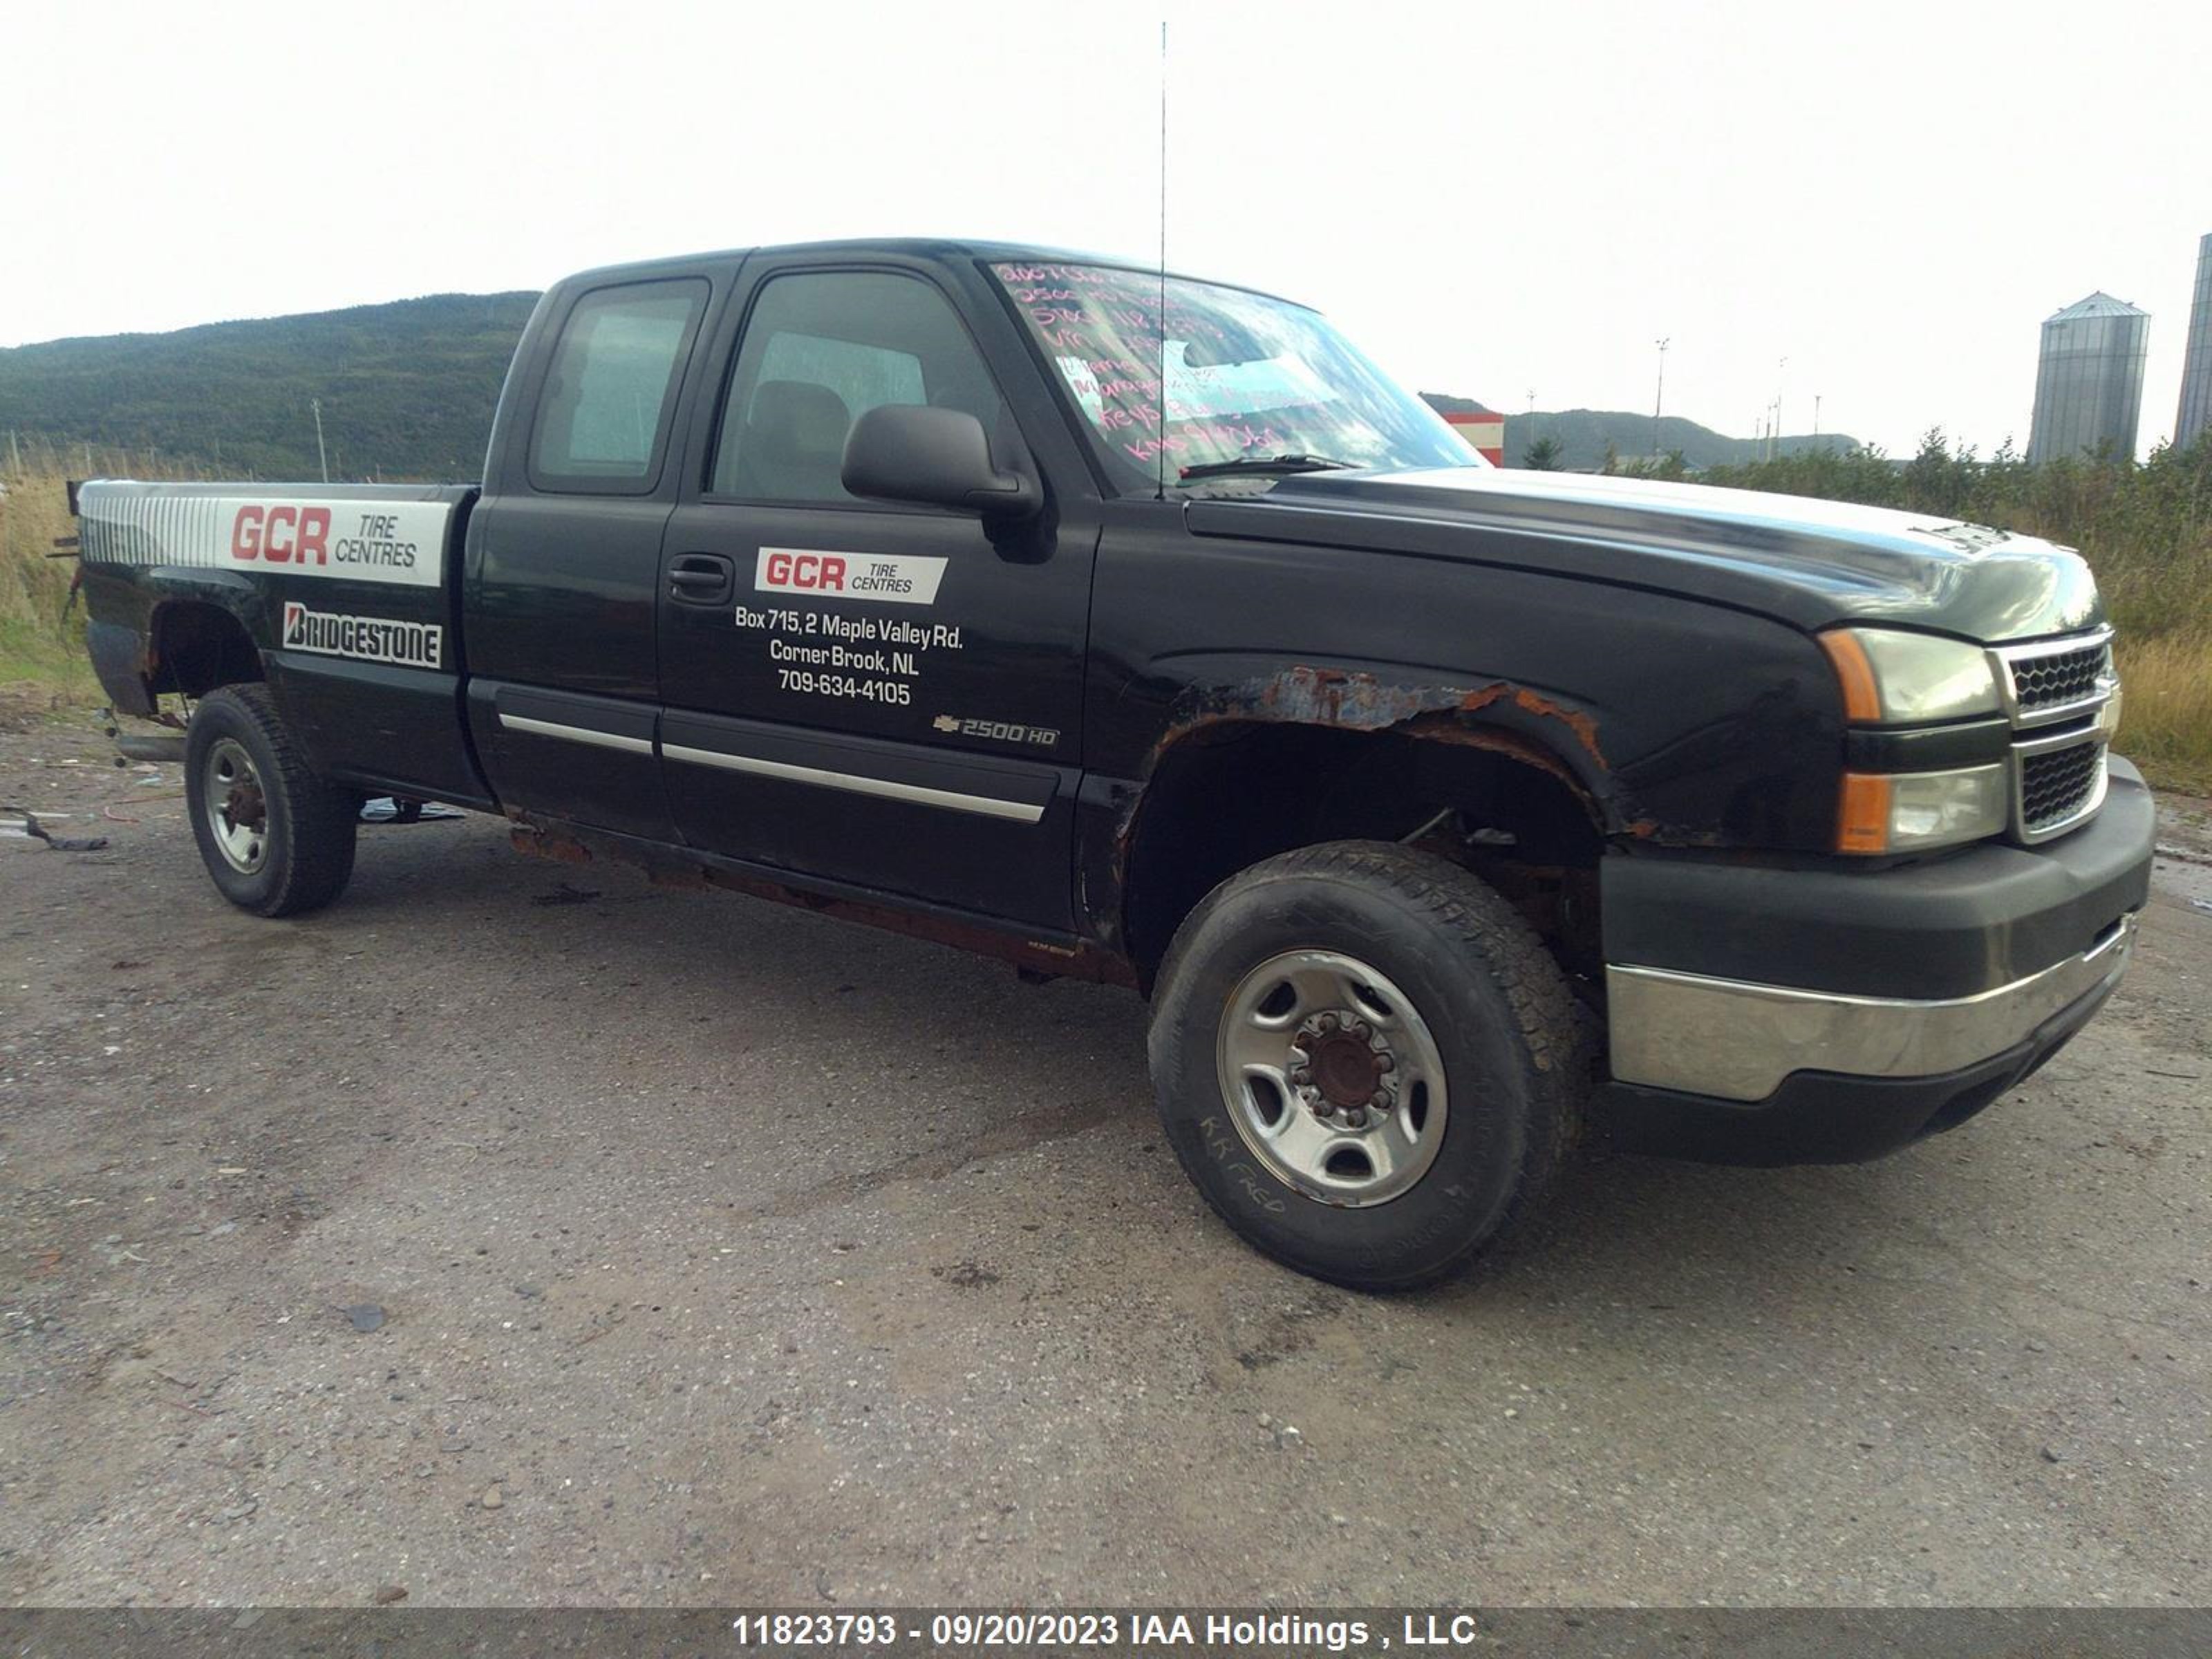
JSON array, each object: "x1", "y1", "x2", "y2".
[{"x1": 1593, "y1": 756, "x2": 2156, "y2": 1165}]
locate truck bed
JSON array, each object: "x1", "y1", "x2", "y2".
[{"x1": 76, "y1": 480, "x2": 489, "y2": 805}]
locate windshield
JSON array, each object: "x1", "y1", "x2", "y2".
[{"x1": 988, "y1": 261, "x2": 1478, "y2": 494}]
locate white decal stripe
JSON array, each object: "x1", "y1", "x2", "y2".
[
  {"x1": 662, "y1": 742, "x2": 1045, "y2": 823},
  {"x1": 73, "y1": 486, "x2": 449, "y2": 586},
  {"x1": 496, "y1": 712, "x2": 654, "y2": 755}
]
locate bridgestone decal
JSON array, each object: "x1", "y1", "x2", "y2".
[{"x1": 281, "y1": 603, "x2": 444, "y2": 669}]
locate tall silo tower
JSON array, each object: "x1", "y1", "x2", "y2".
[
  {"x1": 2027, "y1": 292, "x2": 2149, "y2": 462},
  {"x1": 2178, "y1": 234, "x2": 2212, "y2": 451}
]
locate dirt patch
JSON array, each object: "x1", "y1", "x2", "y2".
[
  {"x1": 1, "y1": 718, "x2": 2207, "y2": 1608},
  {"x1": 0, "y1": 682, "x2": 80, "y2": 733}
]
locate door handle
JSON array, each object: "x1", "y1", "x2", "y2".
[{"x1": 668, "y1": 554, "x2": 735, "y2": 605}]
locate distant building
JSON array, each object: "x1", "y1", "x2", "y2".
[
  {"x1": 1441, "y1": 409, "x2": 1505, "y2": 465},
  {"x1": 2027, "y1": 292, "x2": 2148, "y2": 462},
  {"x1": 2178, "y1": 234, "x2": 2212, "y2": 451}
]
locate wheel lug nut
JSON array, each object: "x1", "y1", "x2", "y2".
[
  {"x1": 1376, "y1": 1053, "x2": 1395, "y2": 1073},
  {"x1": 1370, "y1": 1091, "x2": 1389, "y2": 1110},
  {"x1": 1318, "y1": 1013, "x2": 1339, "y2": 1032},
  {"x1": 1343, "y1": 1108, "x2": 1367, "y2": 1129},
  {"x1": 1291, "y1": 1067, "x2": 1312, "y2": 1087}
]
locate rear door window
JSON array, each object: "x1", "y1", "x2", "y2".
[{"x1": 529, "y1": 279, "x2": 708, "y2": 493}]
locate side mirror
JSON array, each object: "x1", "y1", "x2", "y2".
[{"x1": 842, "y1": 404, "x2": 1041, "y2": 520}]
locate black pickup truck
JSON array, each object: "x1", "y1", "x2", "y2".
[{"x1": 74, "y1": 239, "x2": 2154, "y2": 1288}]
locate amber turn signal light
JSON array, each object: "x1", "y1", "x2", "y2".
[
  {"x1": 1819, "y1": 631, "x2": 1884, "y2": 724},
  {"x1": 1835, "y1": 771, "x2": 1893, "y2": 854}
]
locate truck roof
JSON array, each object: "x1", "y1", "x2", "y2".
[{"x1": 552, "y1": 238, "x2": 1302, "y2": 306}]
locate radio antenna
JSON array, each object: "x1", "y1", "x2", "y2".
[{"x1": 1155, "y1": 17, "x2": 1169, "y2": 502}]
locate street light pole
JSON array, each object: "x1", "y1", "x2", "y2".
[{"x1": 1652, "y1": 339, "x2": 1669, "y2": 456}]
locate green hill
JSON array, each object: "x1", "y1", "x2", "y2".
[
  {"x1": 1420, "y1": 393, "x2": 1855, "y2": 471},
  {"x1": 0, "y1": 292, "x2": 541, "y2": 482}
]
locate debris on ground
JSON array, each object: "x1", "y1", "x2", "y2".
[
  {"x1": 530, "y1": 883, "x2": 601, "y2": 906},
  {"x1": 1, "y1": 805, "x2": 109, "y2": 851}
]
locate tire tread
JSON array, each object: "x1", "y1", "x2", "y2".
[{"x1": 189, "y1": 684, "x2": 357, "y2": 917}]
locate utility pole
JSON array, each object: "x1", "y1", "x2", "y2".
[
  {"x1": 6, "y1": 429, "x2": 19, "y2": 474},
  {"x1": 1770, "y1": 357, "x2": 1788, "y2": 461},
  {"x1": 1813, "y1": 394, "x2": 1822, "y2": 449},
  {"x1": 312, "y1": 398, "x2": 329, "y2": 483},
  {"x1": 1652, "y1": 339, "x2": 1670, "y2": 456}
]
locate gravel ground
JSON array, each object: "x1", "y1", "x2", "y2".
[{"x1": 1, "y1": 713, "x2": 2207, "y2": 1609}]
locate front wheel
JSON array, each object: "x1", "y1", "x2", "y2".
[
  {"x1": 1148, "y1": 841, "x2": 1590, "y2": 1291},
  {"x1": 184, "y1": 684, "x2": 359, "y2": 917}
]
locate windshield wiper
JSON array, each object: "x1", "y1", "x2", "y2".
[{"x1": 1174, "y1": 453, "x2": 1358, "y2": 483}]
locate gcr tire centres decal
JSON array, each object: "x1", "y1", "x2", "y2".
[
  {"x1": 741, "y1": 548, "x2": 961, "y2": 709},
  {"x1": 752, "y1": 547, "x2": 946, "y2": 604},
  {"x1": 744, "y1": 550, "x2": 1055, "y2": 747}
]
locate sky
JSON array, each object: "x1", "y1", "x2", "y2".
[{"x1": 6, "y1": 0, "x2": 2209, "y2": 458}]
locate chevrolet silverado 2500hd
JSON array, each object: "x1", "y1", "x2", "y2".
[{"x1": 74, "y1": 241, "x2": 2155, "y2": 1288}]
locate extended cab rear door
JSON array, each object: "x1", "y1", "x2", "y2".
[
  {"x1": 463, "y1": 266, "x2": 722, "y2": 841},
  {"x1": 655, "y1": 255, "x2": 1098, "y2": 929}
]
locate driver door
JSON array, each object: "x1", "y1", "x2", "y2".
[{"x1": 656, "y1": 261, "x2": 1096, "y2": 929}]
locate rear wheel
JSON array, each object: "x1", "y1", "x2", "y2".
[
  {"x1": 185, "y1": 684, "x2": 359, "y2": 917},
  {"x1": 1148, "y1": 841, "x2": 1589, "y2": 1291}
]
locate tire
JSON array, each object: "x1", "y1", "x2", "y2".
[
  {"x1": 1148, "y1": 841, "x2": 1590, "y2": 1291},
  {"x1": 183, "y1": 684, "x2": 359, "y2": 917}
]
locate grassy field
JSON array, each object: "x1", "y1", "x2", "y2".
[
  {"x1": 0, "y1": 467, "x2": 98, "y2": 708},
  {"x1": 4, "y1": 441, "x2": 2207, "y2": 787}
]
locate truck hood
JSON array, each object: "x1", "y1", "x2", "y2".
[{"x1": 1187, "y1": 467, "x2": 2102, "y2": 643}]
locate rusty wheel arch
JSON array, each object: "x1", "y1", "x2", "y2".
[{"x1": 1113, "y1": 666, "x2": 1628, "y2": 984}]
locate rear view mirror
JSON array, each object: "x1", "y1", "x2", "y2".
[{"x1": 842, "y1": 405, "x2": 1041, "y2": 520}]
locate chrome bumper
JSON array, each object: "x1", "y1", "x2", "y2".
[{"x1": 1606, "y1": 910, "x2": 2139, "y2": 1103}]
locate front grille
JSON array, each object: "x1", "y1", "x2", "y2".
[
  {"x1": 2009, "y1": 641, "x2": 2110, "y2": 713},
  {"x1": 1996, "y1": 631, "x2": 2114, "y2": 724},
  {"x1": 1987, "y1": 628, "x2": 2117, "y2": 844},
  {"x1": 2019, "y1": 738, "x2": 2104, "y2": 834}
]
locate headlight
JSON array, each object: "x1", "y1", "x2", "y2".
[
  {"x1": 1820, "y1": 628, "x2": 2003, "y2": 724},
  {"x1": 1824, "y1": 628, "x2": 2010, "y2": 854},
  {"x1": 1837, "y1": 764, "x2": 2009, "y2": 854}
]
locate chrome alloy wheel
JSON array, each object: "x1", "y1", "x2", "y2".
[
  {"x1": 201, "y1": 736, "x2": 270, "y2": 875},
  {"x1": 1214, "y1": 950, "x2": 1448, "y2": 1206}
]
